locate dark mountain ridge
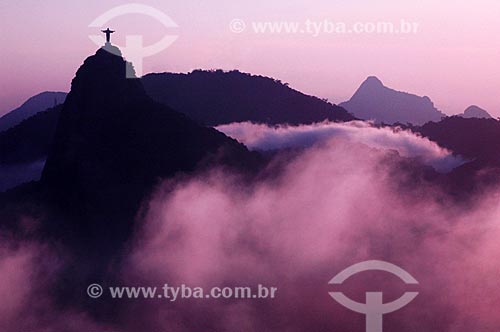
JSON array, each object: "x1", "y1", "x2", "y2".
[
  {"x1": 0, "y1": 46, "x2": 264, "y2": 308},
  {"x1": 0, "y1": 68, "x2": 357, "y2": 190},
  {"x1": 141, "y1": 69, "x2": 355, "y2": 125},
  {"x1": 0, "y1": 91, "x2": 66, "y2": 132},
  {"x1": 415, "y1": 116, "x2": 500, "y2": 163},
  {"x1": 17, "y1": 45, "x2": 261, "y2": 253},
  {"x1": 2, "y1": 67, "x2": 500, "y2": 202},
  {"x1": 0, "y1": 105, "x2": 62, "y2": 165},
  {"x1": 0, "y1": 105, "x2": 62, "y2": 191},
  {"x1": 458, "y1": 105, "x2": 492, "y2": 119}
]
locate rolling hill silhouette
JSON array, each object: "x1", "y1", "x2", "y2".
[
  {"x1": 458, "y1": 105, "x2": 492, "y2": 119},
  {"x1": 416, "y1": 116, "x2": 500, "y2": 163},
  {"x1": 141, "y1": 70, "x2": 355, "y2": 125},
  {"x1": 1, "y1": 65, "x2": 500, "y2": 200},
  {"x1": 0, "y1": 105, "x2": 61, "y2": 166},
  {"x1": 0, "y1": 91, "x2": 66, "y2": 132},
  {"x1": 408, "y1": 116, "x2": 500, "y2": 196},
  {"x1": 0, "y1": 69, "x2": 356, "y2": 190},
  {"x1": 0, "y1": 105, "x2": 62, "y2": 191}
]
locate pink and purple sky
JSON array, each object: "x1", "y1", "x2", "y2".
[{"x1": 1, "y1": 0, "x2": 499, "y2": 117}]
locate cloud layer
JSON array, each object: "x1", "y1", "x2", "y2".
[
  {"x1": 0, "y1": 129, "x2": 498, "y2": 331},
  {"x1": 216, "y1": 121, "x2": 465, "y2": 172},
  {"x1": 119, "y1": 139, "x2": 500, "y2": 332}
]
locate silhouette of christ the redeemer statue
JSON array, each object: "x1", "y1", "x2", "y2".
[{"x1": 101, "y1": 28, "x2": 115, "y2": 44}]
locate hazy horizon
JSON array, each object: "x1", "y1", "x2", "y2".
[{"x1": 1, "y1": 0, "x2": 499, "y2": 117}]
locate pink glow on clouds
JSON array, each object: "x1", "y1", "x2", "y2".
[
  {"x1": 215, "y1": 121, "x2": 465, "y2": 172},
  {"x1": 0, "y1": 137, "x2": 499, "y2": 330},
  {"x1": 118, "y1": 139, "x2": 500, "y2": 331},
  {"x1": 0, "y1": 240, "x2": 115, "y2": 331},
  {"x1": 1, "y1": 0, "x2": 500, "y2": 116}
]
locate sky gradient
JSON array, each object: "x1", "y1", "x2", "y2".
[{"x1": 1, "y1": 0, "x2": 499, "y2": 116}]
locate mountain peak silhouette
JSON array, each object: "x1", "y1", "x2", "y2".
[
  {"x1": 41, "y1": 47, "x2": 258, "y2": 252},
  {"x1": 361, "y1": 76, "x2": 384, "y2": 88},
  {"x1": 68, "y1": 46, "x2": 142, "y2": 106},
  {"x1": 340, "y1": 76, "x2": 445, "y2": 125},
  {"x1": 461, "y1": 105, "x2": 492, "y2": 119}
]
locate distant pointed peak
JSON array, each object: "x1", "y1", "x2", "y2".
[
  {"x1": 355, "y1": 76, "x2": 385, "y2": 93},
  {"x1": 363, "y1": 76, "x2": 384, "y2": 87}
]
